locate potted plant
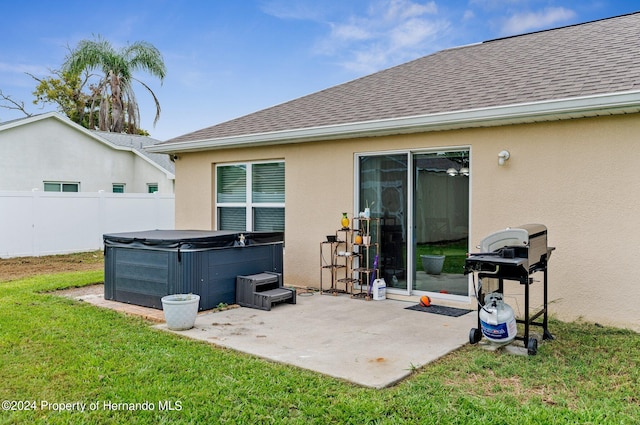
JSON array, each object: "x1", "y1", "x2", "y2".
[
  {"x1": 420, "y1": 246, "x2": 445, "y2": 275},
  {"x1": 161, "y1": 293, "x2": 200, "y2": 330}
]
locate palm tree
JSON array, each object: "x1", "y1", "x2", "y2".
[{"x1": 63, "y1": 36, "x2": 166, "y2": 134}]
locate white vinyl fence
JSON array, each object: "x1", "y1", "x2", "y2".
[{"x1": 0, "y1": 191, "x2": 174, "y2": 258}]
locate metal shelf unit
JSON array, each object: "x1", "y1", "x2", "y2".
[
  {"x1": 320, "y1": 231, "x2": 354, "y2": 295},
  {"x1": 352, "y1": 217, "x2": 380, "y2": 300}
]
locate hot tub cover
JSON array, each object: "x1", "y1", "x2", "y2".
[{"x1": 103, "y1": 230, "x2": 283, "y2": 251}]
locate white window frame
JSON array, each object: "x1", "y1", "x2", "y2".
[
  {"x1": 112, "y1": 183, "x2": 126, "y2": 193},
  {"x1": 215, "y1": 160, "x2": 285, "y2": 231}
]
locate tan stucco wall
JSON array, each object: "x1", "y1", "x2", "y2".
[{"x1": 174, "y1": 114, "x2": 640, "y2": 331}]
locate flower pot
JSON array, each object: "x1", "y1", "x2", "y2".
[
  {"x1": 161, "y1": 294, "x2": 200, "y2": 330},
  {"x1": 421, "y1": 255, "x2": 445, "y2": 275}
]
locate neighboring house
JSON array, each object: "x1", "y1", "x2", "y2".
[
  {"x1": 148, "y1": 13, "x2": 640, "y2": 331},
  {"x1": 0, "y1": 112, "x2": 174, "y2": 193}
]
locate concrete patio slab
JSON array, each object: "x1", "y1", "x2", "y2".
[
  {"x1": 154, "y1": 293, "x2": 476, "y2": 388},
  {"x1": 62, "y1": 284, "x2": 476, "y2": 388}
]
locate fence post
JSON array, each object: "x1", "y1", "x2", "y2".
[
  {"x1": 31, "y1": 189, "x2": 41, "y2": 257},
  {"x1": 98, "y1": 190, "x2": 106, "y2": 248}
]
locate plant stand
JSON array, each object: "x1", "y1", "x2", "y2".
[{"x1": 352, "y1": 217, "x2": 380, "y2": 300}]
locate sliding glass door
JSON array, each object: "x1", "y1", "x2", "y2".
[
  {"x1": 357, "y1": 149, "x2": 469, "y2": 298},
  {"x1": 413, "y1": 151, "x2": 469, "y2": 297},
  {"x1": 358, "y1": 154, "x2": 408, "y2": 290}
]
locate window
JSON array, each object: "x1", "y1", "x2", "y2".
[
  {"x1": 216, "y1": 161, "x2": 284, "y2": 231},
  {"x1": 147, "y1": 184, "x2": 158, "y2": 193},
  {"x1": 44, "y1": 182, "x2": 79, "y2": 192},
  {"x1": 112, "y1": 184, "x2": 125, "y2": 193}
]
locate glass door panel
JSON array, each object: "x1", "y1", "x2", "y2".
[
  {"x1": 413, "y1": 151, "x2": 469, "y2": 296},
  {"x1": 358, "y1": 155, "x2": 408, "y2": 290}
]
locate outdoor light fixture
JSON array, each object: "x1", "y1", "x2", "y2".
[
  {"x1": 498, "y1": 150, "x2": 510, "y2": 166},
  {"x1": 445, "y1": 152, "x2": 470, "y2": 176}
]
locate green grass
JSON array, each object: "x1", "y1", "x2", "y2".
[
  {"x1": 416, "y1": 240, "x2": 467, "y2": 274},
  {"x1": 1, "y1": 271, "x2": 639, "y2": 424}
]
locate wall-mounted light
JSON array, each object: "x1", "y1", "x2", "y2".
[{"x1": 498, "y1": 150, "x2": 510, "y2": 166}]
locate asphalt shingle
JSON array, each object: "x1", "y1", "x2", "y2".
[{"x1": 165, "y1": 12, "x2": 640, "y2": 144}]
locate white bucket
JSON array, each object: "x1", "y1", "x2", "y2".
[
  {"x1": 161, "y1": 294, "x2": 200, "y2": 330},
  {"x1": 372, "y1": 279, "x2": 386, "y2": 300}
]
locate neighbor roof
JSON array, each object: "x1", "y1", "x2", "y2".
[
  {"x1": 95, "y1": 131, "x2": 175, "y2": 175},
  {"x1": 152, "y1": 12, "x2": 640, "y2": 152}
]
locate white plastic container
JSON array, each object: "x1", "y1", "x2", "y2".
[
  {"x1": 161, "y1": 294, "x2": 200, "y2": 330},
  {"x1": 372, "y1": 279, "x2": 386, "y2": 300},
  {"x1": 479, "y1": 292, "x2": 517, "y2": 345}
]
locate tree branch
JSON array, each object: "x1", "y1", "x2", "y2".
[{"x1": 0, "y1": 90, "x2": 33, "y2": 117}]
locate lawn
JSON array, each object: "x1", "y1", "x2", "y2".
[
  {"x1": 415, "y1": 240, "x2": 467, "y2": 274},
  {"x1": 0, "y1": 265, "x2": 638, "y2": 423}
]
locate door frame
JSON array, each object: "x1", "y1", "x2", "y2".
[{"x1": 354, "y1": 146, "x2": 472, "y2": 302}]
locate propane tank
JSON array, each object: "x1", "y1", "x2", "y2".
[{"x1": 479, "y1": 292, "x2": 517, "y2": 345}]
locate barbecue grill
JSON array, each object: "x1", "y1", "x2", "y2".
[{"x1": 464, "y1": 224, "x2": 555, "y2": 355}]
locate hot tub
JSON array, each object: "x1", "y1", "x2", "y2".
[{"x1": 103, "y1": 230, "x2": 283, "y2": 310}]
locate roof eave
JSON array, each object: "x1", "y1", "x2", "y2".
[{"x1": 147, "y1": 90, "x2": 640, "y2": 154}]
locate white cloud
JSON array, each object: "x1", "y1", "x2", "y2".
[
  {"x1": 331, "y1": 22, "x2": 373, "y2": 42},
  {"x1": 261, "y1": 0, "x2": 453, "y2": 74},
  {"x1": 377, "y1": 0, "x2": 437, "y2": 21},
  {"x1": 501, "y1": 7, "x2": 576, "y2": 35},
  {"x1": 340, "y1": 49, "x2": 389, "y2": 74},
  {"x1": 0, "y1": 62, "x2": 50, "y2": 76},
  {"x1": 259, "y1": 0, "x2": 327, "y2": 21},
  {"x1": 462, "y1": 10, "x2": 475, "y2": 21},
  {"x1": 310, "y1": 0, "x2": 450, "y2": 74},
  {"x1": 389, "y1": 17, "x2": 442, "y2": 49}
]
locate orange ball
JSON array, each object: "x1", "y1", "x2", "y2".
[{"x1": 420, "y1": 295, "x2": 431, "y2": 307}]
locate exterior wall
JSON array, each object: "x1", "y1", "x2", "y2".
[
  {"x1": 0, "y1": 117, "x2": 173, "y2": 193},
  {"x1": 174, "y1": 114, "x2": 640, "y2": 331}
]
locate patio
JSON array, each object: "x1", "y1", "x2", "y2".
[{"x1": 68, "y1": 286, "x2": 475, "y2": 388}]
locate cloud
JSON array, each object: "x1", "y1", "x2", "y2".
[
  {"x1": 259, "y1": 0, "x2": 328, "y2": 21},
  {"x1": 500, "y1": 7, "x2": 576, "y2": 35},
  {"x1": 307, "y1": 0, "x2": 450, "y2": 74},
  {"x1": 375, "y1": 0, "x2": 438, "y2": 21},
  {"x1": 389, "y1": 17, "x2": 443, "y2": 48},
  {"x1": 0, "y1": 62, "x2": 50, "y2": 76},
  {"x1": 331, "y1": 21, "x2": 373, "y2": 43},
  {"x1": 462, "y1": 10, "x2": 475, "y2": 21}
]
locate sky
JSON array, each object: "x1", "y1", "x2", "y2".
[{"x1": 0, "y1": 0, "x2": 637, "y2": 141}]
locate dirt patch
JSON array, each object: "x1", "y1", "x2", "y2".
[
  {"x1": 0, "y1": 251, "x2": 104, "y2": 282},
  {"x1": 56, "y1": 283, "x2": 104, "y2": 298}
]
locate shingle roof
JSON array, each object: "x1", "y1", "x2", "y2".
[
  {"x1": 165, "y1": 12, "x2": 640, "y2": 145},
  {"x1": 94, "y1": 131, "x2": 175, "y2": 174}
]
